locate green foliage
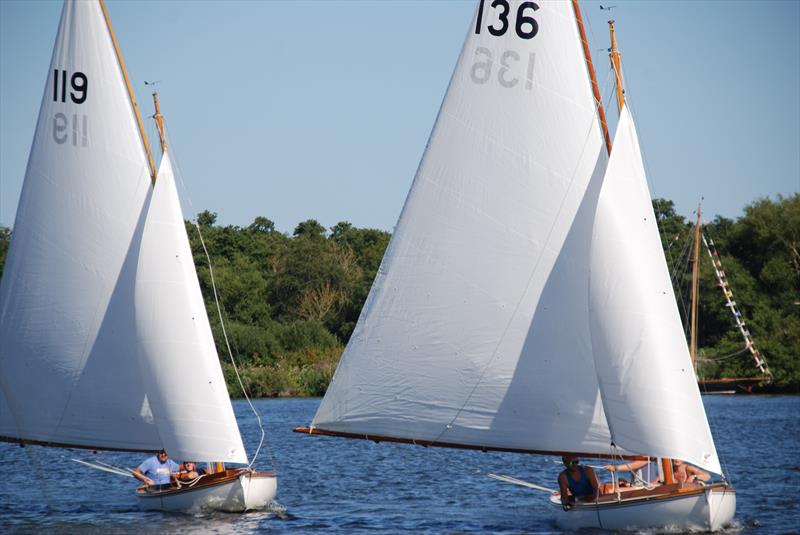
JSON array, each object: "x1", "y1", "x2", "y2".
[
  {"x1": 181, "y1": 214, "x2": 387, "y2": 396},
  {"x1": 0, "y1": 226, "x2": 9, "y2": 278},
  {"x1": 1, "y1": 195, "x2": 796, "y2": 395}
]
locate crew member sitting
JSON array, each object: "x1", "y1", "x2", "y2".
[
  {"x1": 175, "y1": 460, "x2": 202, "y2": 482},
  {"x1": 558, "y1": 455, "x2": 599, "y2": 509}
]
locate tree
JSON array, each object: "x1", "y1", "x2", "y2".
[
  {"x1": 197, "y1": 210, "x2": 218, "y2": 227},
  {"x1": 293, "y1": 219, "x2": 326, "y2": 239}
]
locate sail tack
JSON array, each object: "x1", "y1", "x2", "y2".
[{"x1": 0, "y1": 0, "x2": 247, "y2": 463}]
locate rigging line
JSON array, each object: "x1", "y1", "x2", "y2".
[
  {"x1": 697, "y1": 345, "x2": 751, "y2": 362},
  {"x1": 166, "y1": 131, "x2": 274, "y2": 471},
  {"x1": 193, "y1": 221, "x2": 266, "y2": 470}
]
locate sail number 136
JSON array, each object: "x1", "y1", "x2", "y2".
[{"x1": 475, "y1": 0, "x2": 539, "y2": 39}]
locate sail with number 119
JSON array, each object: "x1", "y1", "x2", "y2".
[
  {"x1": 0, "y1": 0, "x2": 276, "y2": 512},
  {"x1": 295, "y1": 1, "x2": 735, "y2": 530}
]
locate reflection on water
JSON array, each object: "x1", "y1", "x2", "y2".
[{"x1": 1, "y1": 396, "x2": 797, "y2": 533}]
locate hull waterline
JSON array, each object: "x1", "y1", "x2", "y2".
[
  {"x1": 137, "y1": 469, "x2": 277, "y2": 513},
  {"x1": 550, "y1": 482, "x2": 736, "y2": 531}
]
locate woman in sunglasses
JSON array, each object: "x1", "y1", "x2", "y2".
[{"x1": 176, "y1": 460, "x2": 201, "y2": 482}]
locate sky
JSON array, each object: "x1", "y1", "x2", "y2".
[{"x1": 1, "y1": 0, "x2": 798, "y2": 234}]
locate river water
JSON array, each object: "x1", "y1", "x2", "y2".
[{"x1": 2, "y1": 396, "x2": 797, "y2": 534}]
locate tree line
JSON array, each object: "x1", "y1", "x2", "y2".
[{"x1": 0, "y1": 194, "x2": 797, "y2": 394}]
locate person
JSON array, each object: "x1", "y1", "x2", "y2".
[
  {"x1": 672, "y1": 458, "x2": 710, "y2": 484},
  {"x1": 558, "y1": 455, "x2": 599, "y2": 509},
  {"x1": 602, "y1": 458, "x2": 661, "y2": 486},
  {"x1": 133, "y1": 449, "x2": 179, "y2": 487},
  {"x1": 175, "y1": 460, "x2": 202, "y2": 482}
]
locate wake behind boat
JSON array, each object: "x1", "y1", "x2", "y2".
[
  {"x1": 0, "y1": 0, "x2": 276, "y2": 513},
  {"x1": 295, "y1": 0, "x2": 735, "y2": 531}
]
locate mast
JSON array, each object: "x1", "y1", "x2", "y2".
[
  {"x1": 98, "y1": 0, "x2": 157, "y2": 184},
  {"x1": 571, "y1": 0, "x2": 612, "y2": 155},
  {"x1": 608, "y1": 20, "x2": 625, "y2": 114},
  {"x1": 152, "y1": 92, "x2": 167, "y2": 153},
  {"x1": 690, "y1": 206, "x2": 702, "y2": 372},
  {"x1": 605, "y1": 18, "x2": 679, "y2": 485}
]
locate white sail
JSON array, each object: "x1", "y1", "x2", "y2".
[
  {"x1": 589, "y1": 105, "x2": 721, "y2": 473},
  {"x1": 0, "y1": 0, "x2": 246, "y2": 463},
  {"x1": 0, "y1": 0, "x2": 158, "y2": 450},
  {"x1": 135, "y1": 151, "x2": 247, "y2": 464},
  {"x1": 313, "y1": 0, "x2": 617, "y2": 454}
]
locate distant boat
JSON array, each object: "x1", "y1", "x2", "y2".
[
  {"x1": 295, "y1": 1, "x2": 735, "y2": 530},
  {"x1": 0, "y1": 0, "x2": 276, "y2": 512},
  {"x1": 682, "y1": 207, "x2": 773, "y2": 394}
]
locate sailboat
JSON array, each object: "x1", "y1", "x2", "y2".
[
  {"x1": 295, "y1": 0, "x2": 735, "y2": 530},
  {"x1": 681, "y1": 207, "x2": 773, "y2": 393},
  {"x1": 0, "y1": 0, "x2": 276, "y2": 513}
]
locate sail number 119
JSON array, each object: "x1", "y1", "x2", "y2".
[{"x1": 53, "y1": 69, "x2": 88, "y2": 104}]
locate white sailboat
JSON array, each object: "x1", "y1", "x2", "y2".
[
  {"x1": 0, "y1": 0, "x2": 276, "y2": 513},
  {"x1": 295, "y1": 0, "x2": 735, "y2": 530}
]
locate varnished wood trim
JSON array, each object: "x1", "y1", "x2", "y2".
[
  {"x1": 292, "y1": 426, "x2": 648, "y2": 461},
  {"x1": 98, "y1": 0, "x2": 157, "y2": 184},
  {"x1": 0, "y1": 434, "x2": 157, "y2": 453},
  {"x1": 572, "y1": 0, "x2": 612, "y2": 155}
]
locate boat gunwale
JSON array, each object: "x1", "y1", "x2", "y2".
[
  {"x1": 136, "y1": 468, "x2": 276, "y2": 499},
  {"x1": 549, "y1": 481, "x2": 735, "y2": 510}
]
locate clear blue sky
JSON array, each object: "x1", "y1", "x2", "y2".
[{"x1": 1, "y1": 0, "x2": 798, "y2": 233}]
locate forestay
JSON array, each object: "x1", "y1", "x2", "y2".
[
  {"x1": 0, "y1": 0, "x2": 246, "y2": 464},
  {"x1": 313, "y1": 0, "x2": 616, "y2": 454},
  {"x1": 589, "y1": 105, "x2": 721, "y2": 474}
]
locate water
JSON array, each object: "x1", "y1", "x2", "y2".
[{"x1": 1, "y1": 396, "x2": 798, "y2": 534}]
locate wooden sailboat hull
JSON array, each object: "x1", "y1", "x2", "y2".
[
  {"x1": 136, "y1": 468, "x2": 277, "y2": 513},
  {"x1": 549, "y1": 483, "x2": 736, "y2": 531}
]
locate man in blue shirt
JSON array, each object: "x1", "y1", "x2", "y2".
[{"x1": 133, "y1": 449, "x2": 179, "y2": 486}]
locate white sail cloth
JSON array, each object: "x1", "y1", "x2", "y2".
[
  {"x1": 136, "y1": 152, "x2": 246, "y2": 464},
  {"x1": 0, "y1": 0, "x2": 246, "y2": 464},
  {"x1": 589, "y1": 105, "x2": 721, "y2": 474},
  {"x1": 312, "y1": 0, "x2": 722, "y2": 472},
  {"x1": 313, "y1": 0, "x2": 616, "y2": 455}
]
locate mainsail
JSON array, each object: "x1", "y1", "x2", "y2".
[
  {"x1": 310, "y1": 0, "x2": 721, "y2": 473},
  {"x1": 313, "y1": 0, "x2": 614, "y2": 454},
  {"x1": 0, "y1": 0, "x2": 246, "y2": 463}
]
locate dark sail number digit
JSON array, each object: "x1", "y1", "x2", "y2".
[
  {"x1": 475, "y1": 0, "x2": 539, "y2": 39},
  {"x1": 52, "y1": 69, "x2": 88, "y2": 104}
]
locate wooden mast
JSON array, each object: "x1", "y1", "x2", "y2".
[
  {"x1": 690, "y1": 205, "x2": 702, "y2": 371},
  {"x1": 98, "y1": 0, "x2": 157, "y2": 185},
  {"x1": 571, "y1": 0, "x2": 612, "y2": 155},
  {"x1": 605, "y1": 17, "x2": 676, "y2": 485},
  {"x1": 608, "y1": 20, "x2": 625, "y2": 114},
  {"x1": 152, "y1": 92, "x2": 167, "y2": 153}
]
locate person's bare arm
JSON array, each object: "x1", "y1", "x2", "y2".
[
  {"x1": 687, "y1": 465, "x2": 710, "y2": 482},
  {"x1": 558, "y1": 473, "x2": 571, "y2": 506},
  {"x1": 132, "y1": 468, "x2": 154, "y2": 486},
  {"x1": 586, "y1": 466, "x2": 600, "y2": 500}
]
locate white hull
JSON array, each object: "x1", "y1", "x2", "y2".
[
  {"x1": 550, "y1": 483, "x2": 736, "y2": 531},
  {"x1": 137, "y1": 469, "x2": 277, "y2": 513}
]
